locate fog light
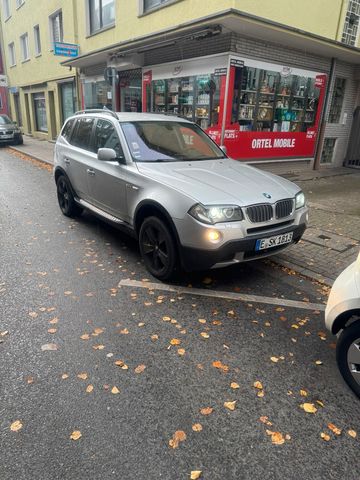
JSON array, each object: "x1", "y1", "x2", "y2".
[{"x1": 207, "y1": 229, "x2": 221, "y2": 243}]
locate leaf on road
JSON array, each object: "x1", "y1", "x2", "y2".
[
  {"x1": 177, "y1": 348, "x2": 186, "y2": 356},
  {"x1": 92, "y1": 344, "x2": 105, "y2": 350},
  {"x1": 162, "y1": 316, "x2": 171, "y2": 322},
  {"x1": 10, "y1": 420, "x2": 23, "y2": 432},
  {"x1": 41, "y1": 343, "x2": 58, "y2": 351},
  {"x1": 212, "y1": 361, "x2": 229, "y2": 372},
  {"x1": 169, "y1": 430, "x2": 187, "y2": 448},
  {"x1": 270, "y1": 357, "x2": 279, "y2": 363},
  {"x1": 230, "y1": 382, "x2": 240, "y2": 389},
  {"x1": 70, "y1": 430, "x2": 82, "y2": 440},
  {"x1": 266, "y1": 430, "x2": 285, "y2": 445},
  {"x1": 190, "y1": 471, "x2": 202, "y2": 479},
  {"x1": 170, "y1": 338, "x2": 181, "y2": 345},
  {"x1": 134, "y1": 364, "x2": 146, "y2": 374},
  {"x1": 301, "y1": 403, "x2": 317, "y2": 414},
  {"x1": 224, "y1": 401, "x2": 236, "y2": 411},
  {"x1": 48, "y1": 328, "x2": 57, "y2": 334},
  {"x1": 257, "y1": 390, "x2": 265, "y2": 398},
  {"x1": 200, "y1": 332, "x2": 210, "y2": 339},
  {"x1": 49, "y1": 317, "x2": 58, "y2": 324},
  {"x1": 111, "y1": 386, "x2": 120, "y2": 394},
  {"x1": 61, "y1": 373, "x2": 69, "y2": 380},
  {"x1": 198, "y1": 319, "x2": 207, "y2": 324},
  {"x1": 192, "y1": 423, "x2": 203, "y2": 432},
  {"x1": 93, "y1": 328, "x2": 104, "y2": 335},
  {"x1": 200, "y1": 407, "x2": 213, "y2": 416},
  {"x1": 80, "y1": 334, "x2": 90, "y2": 340},
  {"x1": 77, "y1": 373, "x2": 88, "y2": 380},
  {"x1": 348, "y1": 429, "x2": 357, "y2": 438},
  {"x1": 259, "y1": 416, "x2": 272, "y2": 426},
  {"x1": 119, "y1": 328, "x2": 129, "y2": 335},
  {"x1": 253, "y1": 381, "x2": 263, "y2": 390},
  {"x1": 25, "y1": 376, "x2": 34, "y2": 384},
  {"x1": 315, "y1": 360, "x2": 323, "y2": 365},
  {"x1": 115, "y1": 360, "x2": 128, "y2": 370},
  {"x1": 151, "y1": 334, "x2": 159, "y2": 341},
  {"x1": 328, "y1": 423, "x2": 341, "y2": 435},
  {"x1": 321, "y1": 432, "x2": 330, "y2": 441},
  {"x1": 29, "y1": 311, "x2": 38, "y2": 318},
  {"x1": 300, "y1": 389, "x2": 308, "y2": 397}
]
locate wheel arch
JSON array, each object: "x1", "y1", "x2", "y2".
[{"x1": 332, "y1": 309, "x2": 360, "y2": 335}]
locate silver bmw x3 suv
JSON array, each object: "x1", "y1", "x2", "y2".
[{"x1": 54, "y1": 110, "x2": 308, "y2": 280}]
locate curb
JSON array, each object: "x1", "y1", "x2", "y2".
[
  {"x1": 272, "y1": 257, "x2": 334, "y2": 287},
  {"x1": 8, "y1": 146, "x2": 54, "y2": 167}
]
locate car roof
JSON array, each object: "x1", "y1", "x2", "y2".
[{"x1": 70, "y1": 111, "x2": 192, "y2": 123}]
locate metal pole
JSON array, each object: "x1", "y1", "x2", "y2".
[{"x1": 220, "y1": 55, "x2": 232, "y2": 146}]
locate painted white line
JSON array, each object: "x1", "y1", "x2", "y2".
[{"x1": 118, "y1": 279, "x2": 325, "y2": 311}]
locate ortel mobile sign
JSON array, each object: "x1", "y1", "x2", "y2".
[{"x1": 54, "y1": 42, "x2": 79, "y2": 58}]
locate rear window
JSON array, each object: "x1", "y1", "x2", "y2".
[{"x1": 70, "y1": 118, "x2": 96, "y2": 152}]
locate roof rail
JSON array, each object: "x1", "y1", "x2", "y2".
[{"x1": 74, "y1": 108, "x2": 118, "y2": 119}]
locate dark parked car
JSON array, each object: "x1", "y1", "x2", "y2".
[{"x1": 0, "y1": 114, "x2": 23, "y2": 145}]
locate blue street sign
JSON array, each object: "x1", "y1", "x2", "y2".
[{"x1": 54, "y1": 42, "x2": 79, "y2": 58}]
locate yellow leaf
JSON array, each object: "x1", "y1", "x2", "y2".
[
  {"x1": 230, "y1": 382, "x2": 240, "y2": 389},
  {"x1": 270, "y1": 357, "x2": 279, "y2": 363},
  {"x1": 93, "y1": 328, "x2": 104, "y2": 335},
  {"x1": 170, "y1": 338, "x2": 181, "y2": 345},
  {"x1": 168, "y1": 430, "x2": 187, "y2": 449},
  {"x1": 61, "y1": 373, "x2": 69, "y2": 380},
  {"x1": 212, "y1": 361, "x2": 229, "y2": 372},
  {"x1": 138, "y1": 322, "x2": 145, "y2": 327},
  {"x1": 49, "y1": 317, "x2": 58, "y2": 324},
  {"x1": 198, "y1": 319, "x2": 207, "y2": 324},
  {"x1": 111, "y1": 386, "x2": 120, "y2": 394},
  {"x1": 120, "y1": 328, "x2": 129, "y2": 335},
  {"x1": 259, "y1": 416, "x2": 272, "y2": 426},
  {"x1": 328, "y1": 423, "x2": 341, "y2": 435},
  {"x1": 70, "y1": 430, "x2": 82, "y2": 440},
  {"x1": 77, "y1": 373, "x2": 88, "y2": 380},
  {"x1": 301, "y1": 403, "x2": 317, "y2": 414},
  {"x1": 162, "y1": 316, "x2": 171, "y2": 322},
  {"x1": 177, "y1": 348, "x2": 186, "y2": 356},
  {"x1": 190, "y1": 471, "x2": 202, "y2": 479},
  {"x1": 200, "y1": 407, "x2": 213, "y2": 415},
  {"x1": 10, "y1": 420, "x2": 23, "y2": 432},
  {"x1": 321, "y1": 432, "x2": 330, "y2": 441},
  {"x1": 48, "y1": 328, "x2": 57, "y2": 334},
  {"x1": 257, "y1": 390, "x2": 265, "y2": 398},
  {"x1": 151, "y1": 334, "x2": 159, "y2": 341},
  {"x1": 266, "y1": 430, "x2": 285, "y2": 445},
  {"x1": 28, "y1": 311, "x2": 38, "y2": 318},
  {"x1": 192, "y1": 423, "x2": 203, "y2": 432},
  {"x1": 92, "y1": 344, "x2": 105, "y2": 350},
  {"x1": 134, "y1": 364, "x2": 146, "y2": 374},
  {"x1": 253, "y1": 381, "x2": 263, "y2": 389},
  {"x1": 80, "y1": 334, "x2": 90, "y2": 340},
  {"x1": 224, "y1": 401, "x2": 236, "y2": 411},
  {"x1": 348, "y1": 429, "x2": 357, "y2": 438},
  {"x1": 315, "y1": 360, "x2": 323, "y2": 365},
  {"x1": 200, "y1": 332, "x2": 209, "y2": 339},
  {"x1": 300, "y1": 389, "x2": 308, "y2": 397},
  {"x1": 86, "y1": 385, "x2": 94, "y2": 393}
]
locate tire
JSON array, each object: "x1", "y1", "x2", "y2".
[
  {"x1": 56, "y1": 175, "x2": 83, "y2": 218},
  {"x1": 336, "y1": 319, "x2": 360, "y2": 398},
  {"x1": 14, "y1": 137, "x2": 23, "y2": 145},
  {"x1": 139, "y1": 216, "x2": 178, "y2": 281}
]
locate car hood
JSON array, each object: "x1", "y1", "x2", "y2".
[
  {"x1": 0, "y1": 123, "x2": 15, "y2": 130},
  {"x1": 136, "y1": 158, "x2": 300, "y2": 205}
]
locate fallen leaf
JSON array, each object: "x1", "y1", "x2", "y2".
[
  {"x1": 315, "y1": 360, "x2": 323, "y2": 365},
  {"x1": 224, "y1": 401, "x2": 236, "y2": 411},
  {"x1": 92, "y1": 344, "x2": 105, "y2": 350},
  {"x1": 212, "y1": 361, "x2": 229, "y2": 372},
  {"x1": 48, "y1": 328, "x2": 57, "y2": 334},
  {"x1": 348, "y1": 429, "x2": 357, "y2": 438},
  {"x1": 200, "y1": 332, "x2": 209, "y2": 339},
  {"x1": 170, "y1": 338, "x2": 181, "y2": 346},
  {"x1": 270, "y1": 356, "x2": 279, "y2": 363},
  {"x1": 64, "y1": 291, "x2": 72, "y2": 296},
  {"x1": 257, "y1": 390, "x2": 265, "y2": 398},
  {"x1": 138, "y1": 322, "x2": 145, "y2": 327},
  {"x1": 300, "y1": 389, "x2": 308, "y2": 397},
  {"x1": 93, "y1": 328, "x2": 104, "y2": 335},
  {"x1": 25, "y1": 376, "x2": 34, "y2": 384},
  {"x1": 190, "y1": 471, "x2": 202, "y2": 479},
  {"x1": 61, "y1": 373, "x2": 69, "y2": 380},
  {"x1": 230, "y1": 382, "x2": 240, "y2": 389},
  {"x1": 253, "y1": 381, "x2": 263, "y2": 389},
  {"x1": 77, "y1": 373, "x2": 88, "y2": 380},
  {"x1": 111, "y1": 386, "x2": 120, "y2": 394},
  {"x1": 134, "y1": 364, "x2": 146, "y2": 374},
  {"x1": 321, "y1": 432, "x2": 330, "y2": 441},
  {"x1": 200, "y1": 407, "x2": 213, "y2": 415},
  {"x1": 162, "y1": 316, "x2": 171, "y2": 322},
  {"x1": 10, "y1": 420, "x2": 23, "y2": 432},
  {"x1": 259, "y1": 416, "x2": 272, "y2": 426},
  {"x1": 192, "y1": 423, "x2": 203, "y2": 432},
  {"x1": 169, "y1": 430, "x2": 187, "y2": 449},
  {"x1": 120, "y1": 328, "x2": 129, "y2": 335},
  {"x1": 151, "y1": 334, "x2": 159, "y2": 341},
  {"x1": 29, "y1": 311, "x2": 38, "y2": 318},
  {"x1": 115, "y1": 360, "x2": 128, "y2": 370},
  {"x1": 301, "y1": 403, "x2": 317, "y2": 414},
  {"x1": 328, "y1": 423, "x2": 341, "y2": 435},
  {"x1": 266, "y1": 430, "x2": 285, "y2": 445},
  {"x1": 49, "y1": 317, "x2": 58, "y2": 324},
  {"x1": 86, "y1": 385, "x2": 94, "y2": 393},
  {"x1": 41, "y1": 343, "x2": 58, "y2": 351},
  {"x1": 70, "y1": 430, "x2": 82, "y2": 440},
  {"x1": 177, "y1": 348, "x2": 186, "y2": 356}
]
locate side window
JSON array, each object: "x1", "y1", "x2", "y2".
[
  {"x1": 94, "y1": 119, "x2": 123, "y2": 158},
  {"x1": 70, "y1": 118, "x2": 95, "y2": 152},
  {"x1": 61, "y1": 118, "x2": 75, "y2": 142}
]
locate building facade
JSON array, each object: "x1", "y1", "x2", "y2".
[{"x1": 1, "y1": 0, "x2": 359, "y2": 167}]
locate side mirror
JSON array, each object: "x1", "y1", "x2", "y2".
[
  {"x1": 220, "y1": 145, "x2": 227, "y2": 155},
  {"x1": 97, "y1": 148, "x2": 117, "y2": 161}
]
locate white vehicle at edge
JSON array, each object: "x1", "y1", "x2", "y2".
[{"x1": 325, "y1": 252, "x2": 360, "y2": 397}]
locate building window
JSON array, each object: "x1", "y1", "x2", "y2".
[
  {"x1": 34, "y1": 25, "x2": 41, "y2": 55},
  {"x1": 16, "y1": 0, "x2": 25, "y2": 8},
  {"x1": 342, "y1": 0, "x2": 360, "y2": 46},
  {"x1": 328, "y1": 77, "x2": 346, "y2": 124},
  {"x1": 50, "y1": 10, "x2": 63, "y2": 43},
  {"x1": 321, "y1": 138, "x2": 336, "y2": 164},
  {"x1": 2, "y1": 0, "x2": 10, "y2": 19},
  {"x1": 8, "y1": 42, "x2": 16, "y2": 66},
  {"x1": 143, "y1": 0, "x2": 175, "y2": 12},
  {"x1": 20, "y1": 33, "x2": 30, "y2": 61},
  {"x1": 33, "y1": 92, "x2": 48, "y2": 132},
  {"x1": 89, "y1": 0, "x2": 115, "y2": 34},
  {"x1": 83, "y1": 80, "x2": 112, "y2": 109},
  {"x1": 60, "y1": 82, "x2": 76, "y2": 121}
]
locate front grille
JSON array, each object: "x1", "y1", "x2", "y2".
[
  {"x1": 247, "y1": 220, "x2": 294, "y2": 235},
  {"x1": 275, "y1": 199, "x2": 294, "y2": 219},
  {"x1": 246, "y1": 204, "x2": 273, "y2": 223}
]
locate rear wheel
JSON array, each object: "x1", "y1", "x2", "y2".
[
  {"x1": 139, "y1": 216, "x2": 178, "y2": 281},
  {"x1": 56, "y1": 175, "x2": 82, "y2": 217},
  {"x1": 336, "y1": 319, "x2": 360, "y2": 398}
]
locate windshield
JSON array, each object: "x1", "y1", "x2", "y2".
[
  {"x1": 120, "y1": 121, "x2": 226, "y2": 162},
  {"x1": 0, "y1": 115, "x2": 12, "y2": 125}
]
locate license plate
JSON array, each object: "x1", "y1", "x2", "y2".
[
  {"x1": 255, "y1": 232, "x2": 293, "y2": 251},
  {"x1": 1, "y1": 135, "x2": 12, "y2": 139}
]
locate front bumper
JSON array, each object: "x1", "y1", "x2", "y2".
[{"x1": 179, "y1": 223, "x2": 306, "y2": 271}]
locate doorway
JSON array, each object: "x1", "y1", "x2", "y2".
[{"x1": 118, "y1": 69, "x2": 142, "y2": 112}]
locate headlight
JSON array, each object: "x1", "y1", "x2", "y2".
[
  {"x1": 188, "y1": 203, "x2": 243, "y2": 224},
  {"x1": 295, "y1": 191, "x2": 305, "y2": 209}
]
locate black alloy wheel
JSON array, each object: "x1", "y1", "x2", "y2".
[
  {"x1": 56, "y1": 175, "x2": 82, "y2": 218},
  {"x1": 336, "y1": 319, "x2": 360, "y2": 398},
  {"x1": 139, "y1": 216, "x2": 177, "y2": 281}
]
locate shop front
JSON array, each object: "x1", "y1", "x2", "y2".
[{"x1": 142, "y1": 54, "x2": 327, "y2": 162}]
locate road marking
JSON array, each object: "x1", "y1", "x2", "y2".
[{"x1": 118, "y1": 279, "x2": 325, "y2": 311}]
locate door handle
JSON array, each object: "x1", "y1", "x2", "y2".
[
  {"x1": 64, "y1": 158, "x2": 70, "y2": 165},
  {"x1": 86, "y1": 168, "x2": 95, "y2": 176}
]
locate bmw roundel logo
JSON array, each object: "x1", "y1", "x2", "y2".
[{"x1": 263, "y1": 193, "x2": 272, "y2": 199}]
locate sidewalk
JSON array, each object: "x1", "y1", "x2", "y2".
[{"x1": 10, "y1": 135, "x2": 360, "y2": 285}]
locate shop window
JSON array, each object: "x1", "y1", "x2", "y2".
[
  {"x1": 151, "y1": 74, "x2": 220, "y2": 129},
  {"x1": 34, "y1": 25, "x2": 41, "y2": 56},
  {"x1": 321, "y1": 138, "x2": 336, "y2": 164},
  {"x1": 60, "y1": 82, "x2": 76, "y2": 121},
  {"x1": 2, "y1": 0, "x2": 10, "y2": 19},
  {"x1": 89, "y1": 0, "x2": 115, "y2": 34},
  {"x1": 342, "y1": 0, "x2": 360, "y2": 46},
  {"x1": 33, "y1": 92, "x2": 47, "y2": 132},
  {"x1": 83, "y1": 80, "x2": 112, "y2": 109},
  {"x1": 50, "y1": 10, "x2": 63, "y2": 44},
  {"x1": 328, "y1": 78, "x2": 346, "y2": 124},
  {"x1": 70, "y1": 118, "x2": 95, "y2": 152},
  {"x1": 143, "y1": 0, "x2": 175, "y2": 12},
  {"x1": 61, "y1": 118, "x2": 75, "y2": 142},
  {"x1": 94, "y1": 119, "x2": 123, "y2": 157},
  {"x1": 8, "y1": 42, "x2": 16, "y2": 66},
  {"x1": 233, "y1": 66, "x2": 320, "y2": 133},
  {"x1": 20, "y1": 33, "x2": 29, "y2": 61}
]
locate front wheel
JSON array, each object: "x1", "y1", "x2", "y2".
[
  {"x1": 336, "y1": 319, "x2": 360, "y2": 398},
  {"x1": 139, "y1": 216, "x2": 178, "y2": 281},
  {"x1": 56, "y1": 175, "x2": 82, "y2": 218}
]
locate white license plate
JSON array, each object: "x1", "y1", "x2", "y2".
[
  {"x1": 255, "y1": 232, "x2": 293, "y2": 251},
  {"x1": 1, "y1": 135, "x2": 12, "y2": 139}
]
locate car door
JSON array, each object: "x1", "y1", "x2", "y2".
[
  {"x1": 62, "y1": 117, "x2": 97, "y2": 201},
  {"x1": 88, "y1": 118, "x2": 128, "y2": 221}
]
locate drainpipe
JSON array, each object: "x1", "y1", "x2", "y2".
[{"x1": 313, "y1": 57, "x2": 336, "y2": 170}]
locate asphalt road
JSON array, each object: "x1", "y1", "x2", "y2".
[{"x1": 0, "y1": 149, "x2": 358, "y2": 480}]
